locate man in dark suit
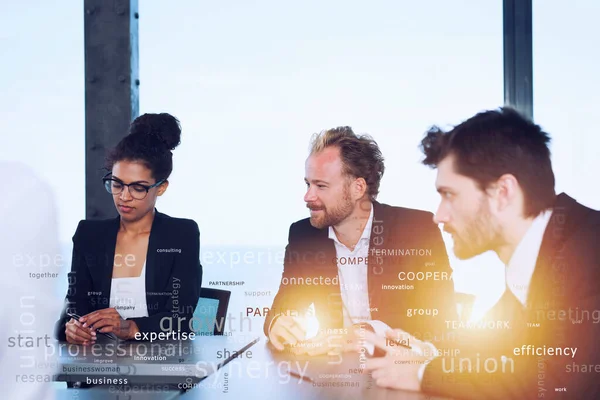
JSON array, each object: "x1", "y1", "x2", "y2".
[
  {"x1": 264, "y1": 127, "x2": 456, "y2": 355},
  {"x1": 364, "y1": 108, "x2": 600, "y2": 399}
]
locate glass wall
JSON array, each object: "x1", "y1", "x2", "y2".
[
  {"x1": 139, "y1": 0, "x2": 505, "y2": 329},
  {"x1": 3, "y1": 0, "x2": 600, "y2": 392},
  {"x1": 7, "y1": 0, "x2": 596, "y2": 336},
  {"x1": 0, "y1": 1, "x2": 84, "y2": 299},
  {"x1": 533, "y1": 0, "x2": 600, "y2": 209},
  {"x1": 0, "y1": 1, "x2": 85, "y2": 242}
]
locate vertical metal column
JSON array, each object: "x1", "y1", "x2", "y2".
[
  {"x1": 503, "y1": 0, "x2": 533, "y2": 120},
  {"x1": 84, "y1": 0, "x2": 139, "y2": 220}
]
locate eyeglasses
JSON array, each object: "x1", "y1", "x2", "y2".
[{"x1": 102, "y1": 173, "x2": 165, "y2": 200}]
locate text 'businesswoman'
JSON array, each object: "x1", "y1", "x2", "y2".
[{"x1": 55, "y1": 113, "x2": 202, "y2": 344}]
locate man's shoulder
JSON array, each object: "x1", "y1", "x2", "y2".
[
  {"x1": 286, "y1": 203, "x2": 437, "y2": 239},
  {"x1": 545, "y1": 194, "x2": 600, "y2": 296},
  {"x1": 374, "y1": 202, "x2": 435, "y2": 225},
  {"x1": 553, "y1": 193, "x2": 600, "y2": 245}
]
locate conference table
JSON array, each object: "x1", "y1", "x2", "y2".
[
  {"x1": 54, "y1": 334, "x2": 259, "y2": 387},
  {"x1": 53, "y1": 335, "x2": 449, "y2": 399},
  {"x1": 179, "y1": 340, "x2": 447, "y2": 400}
]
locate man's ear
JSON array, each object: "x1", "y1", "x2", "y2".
[
  {"x1": 352, "y1": 177, "x2": 368, "y2": 200},
  {"x1": 492, "y1": 174, "x2": 519, "y2": 211},
  {"x1": 157, "y1": 180, "x2": 169, "y2": 196}
]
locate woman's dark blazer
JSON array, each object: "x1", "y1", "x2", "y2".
[{"x1": 55, "y1": 210, "x2": 202, "y2": 341}]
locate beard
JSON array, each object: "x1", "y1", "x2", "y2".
[
  {"x1": 446, "y1": 199, "x2": 501, "y2": 260},
  {"x1": 307, "y1": 188, "x2": 354, "y2": 229}
]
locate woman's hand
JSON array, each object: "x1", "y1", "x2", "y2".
[
  {"x1": 80, "y1": 308, "x2": 139, "y2": 340},
  {"x1": 65, "y1": 318, "x2": 96, "y2": 345}
]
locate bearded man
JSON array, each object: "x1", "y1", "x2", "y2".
[
  {"x1": 363, "y1": 108, "x2": 600, "y2": 399},
  {"x1": 264, "y1": 127, "x2": 457, "y2": 356}
]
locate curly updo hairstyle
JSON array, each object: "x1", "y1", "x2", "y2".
[{"x1": 105, "y1": 113, "x2": 182, "y2": 182}]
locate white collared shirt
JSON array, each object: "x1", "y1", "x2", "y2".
[
  {"x1": 329, "y1": 204, "x2": 373, "y2": 327},
  {"x1": 328, "y1": 204, "x2": 390, "y2": 338},
  {"x1": 506, "y1": 209, "x2": 553, "y2": 305}
]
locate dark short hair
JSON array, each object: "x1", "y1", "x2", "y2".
[
  {"x1": 310, "y1": 127, "x2": 385, "y2": 201},
  {"x1": 420, "y1": 107, "x2": 556, "y2": 217},
  {"x1": 105, "y1": 113, "x2": 182, "y2": 182}
]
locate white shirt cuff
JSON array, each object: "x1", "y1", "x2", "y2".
[
  {"x1": 418, "y1": 362, "x2": 428, "y2": 382},
  {"x1": 418, "y1": 341, "x2": 439, "y2": 384}
]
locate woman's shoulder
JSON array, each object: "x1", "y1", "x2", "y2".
[
  {"x1": 75, "y1": 216, "x2": 116, "y2": 230},
  {"x1": 73, "y1": 217, "x2": 117, "y2": 241},
  {"x1": 155, "y1": 211, "x2": 199, "y2": 232}
]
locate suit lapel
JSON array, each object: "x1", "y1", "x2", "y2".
[
  {"x1": 99, "y1": 210, "x2": 161, "y2": 303},
  {"x1": 368, "y1": 201, "x2": 389, "y2": 307},
  {"x1": 313, "y1": 202, "x2": 389, "y2": 327},
  {"x1": 311, "y1": 224, "x2": 340, "y2": 328},
  {"x1": 101, "y1": 216, "x2": 120, "y2": 300},
  {"x1": 316, "y1": 226, "x2": 337, "y2": 280},
  {"x1": 145, "y1": 210, "x2": 161, "y2": 299}
]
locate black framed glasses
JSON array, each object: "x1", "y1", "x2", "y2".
[{"x1": 102, "y1": 173, "x2": 165, "y2": 200}]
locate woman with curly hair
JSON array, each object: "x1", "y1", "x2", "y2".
[{"x1": 55, "y1": 113, "x2": 202, "y2": 344}]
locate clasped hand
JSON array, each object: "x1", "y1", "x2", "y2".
[{"x1": 65, "y1": 308, "x2": 139, "y2": 344}]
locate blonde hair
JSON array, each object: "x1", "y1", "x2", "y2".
[{"x1": 309, "y1": 126, "x2": 385, "y2": 201}]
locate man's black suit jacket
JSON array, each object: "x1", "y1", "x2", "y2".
[
  {"x1": 422, "y1": 193, "x2": 600, "y2": 399},
  {"x1": 264, "y1": 201, "x2": 456, "y2": 341},
  {"x1": 55, "y1": 210, "x2": 202, "y2": 341}
]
